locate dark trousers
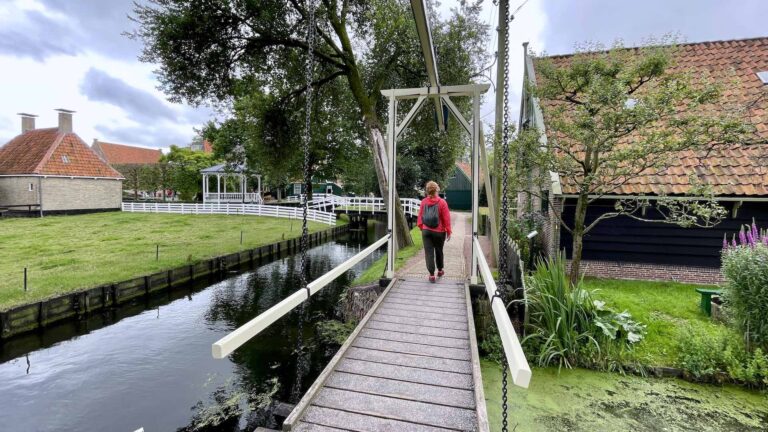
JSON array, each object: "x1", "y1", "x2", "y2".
[{"x1": 422, "y1": 229, "x2": 446, "y2": 275}]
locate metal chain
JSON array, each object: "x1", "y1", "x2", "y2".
[
  {"x1": 291, "y1": 0, "x2": 316, "y2": 404},
  {"x1": 300, "y1": 0, "x2": 316, "y2": 291},
  {"x1": 497, "y1": 1, "x2": 512, "y2": 431}
]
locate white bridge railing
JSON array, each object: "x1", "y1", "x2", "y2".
[
  {"x1": 204, "y1": 192, "x2": 263, "y2": 204},
  {"x1": 212, "y1": 234, "x2": 391, "y2": 358},
  {"x1": 474, "y1": 237, "x2": 531, "y2": 388},
  {"x1": 307, "y1": 195, "x2": 421, "y2": 217},
  {"x1": 121, "y1": 202, "x2": 336, "y2": 225}
]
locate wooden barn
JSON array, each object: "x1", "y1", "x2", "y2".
[{"x1": 519, "y1": 37, "x2": 768, "y2": 284}]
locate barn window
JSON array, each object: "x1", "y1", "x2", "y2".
[
  {"x1": 293, "y1": 183, "x2": 302, "y2": 195},
  {"x1": 757, "y1": 71, "x2": 768, "y2": 85},
  {"x1": 28, "y1": 183, "x2": 34, "y2": 191},
  {"x1": 61, "y1": 155, "x2": 70, "y2": 164}
]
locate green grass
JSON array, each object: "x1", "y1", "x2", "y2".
[
  {"x1": 585, "y1": 277, "x2": 734, "y2": 367},
  {"x1": 0, "y1": 212, "x2": 333, "y2": 310},
  {"x1": 352, "y1": 226, "x2": 423, "y2": 285},
  {"x1": 482, "y1": 360, "x2": 767, "y2": 432}
]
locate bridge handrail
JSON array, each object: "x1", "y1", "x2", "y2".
[
  {"x1": 473, "y1": 237, "x2": 531, "y2": 388},
  {"x1": 307, "y1": 195, "x2": 421, "y2": 217},
  {"x1": 212, "y1": 233, "x2": 391, "y2": 359}
]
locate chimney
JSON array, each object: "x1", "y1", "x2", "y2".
[
  {"x1": 55, "y1": 108, "x2": 75, "y2": 133},
  {"x1": 17, "y1": 113, "x2": 37, "y2": 133}
]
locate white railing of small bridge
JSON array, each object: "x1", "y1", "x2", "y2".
[
  {"x1": 307, "y1": 195, "x2": 421, "y2": 217},
  {"x1": 121, "y1": 202, "x2": 337, "y2": 226},
  {"x1": 212, "y1": 234, "x2": 391, "y2": 358},
  {"x1": 204, "y1": 192, "x2": 263, "y2": 204},
  {"x1": 474, "y1": 237, "x2": 531, "y2": 388}
]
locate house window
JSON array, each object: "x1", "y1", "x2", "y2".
[
  {"x1": 28, "y1": 183, "x2": 34, "y2": 191},
  {"x1": 61, "y1": 155, "x2": 70, "y2": 164},
  {"x1": 293, "y1": 183, "x2": 302, "y2": 195},
  {"x1": 758, "y1": 71, "x2": 768, "y2": 85}
]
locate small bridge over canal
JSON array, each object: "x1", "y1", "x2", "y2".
[{"x1": 212, "y1": 1, "x2": 530, "y2": 430}]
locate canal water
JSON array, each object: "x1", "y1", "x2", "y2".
[{"x1": 0, "y1": 228, "x2": 384, "y2": 432}]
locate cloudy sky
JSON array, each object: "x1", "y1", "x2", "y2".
[{"x1": 0, "y1": 0, "x2": 766, "y2": 151}]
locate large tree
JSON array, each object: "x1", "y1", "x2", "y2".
[
  {"x1": 131, "y1": 0, "x2": 487, "y2": 248},
  {"x1": 515, "y1": 41, "x2": 757, "y2": 283}
]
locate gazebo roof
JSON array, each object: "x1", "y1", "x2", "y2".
[{"x1": 200, "y1": 163, "x2": 248, "y2": 174}]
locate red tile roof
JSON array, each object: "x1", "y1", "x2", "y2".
[
  {"x1": 202, "y1": 139, "x2": 213, "y2": 153},
  {"x1": 92, "y1": 140, "x2": 162, "y2": 165},
  {"x1": 456, "y1": 161, "x2": 484, "y2": 181},
  {"x1": 533, "y1": 37, "x2": 768, "y2": 196},
  {"x1": 0, "y1": 128, "x2": 123, "y2": 178}
]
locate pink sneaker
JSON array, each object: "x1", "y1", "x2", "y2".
[
  {"x1": 437, "y1": 270, "x2": 445, "y2": 278},
  {"x1": 429, "y1": 275, "x2": 436, "y2": 283}
]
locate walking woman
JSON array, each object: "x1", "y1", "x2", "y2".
[{"x1": 417, "y1": 181, "x2": 452, "y2": 282}]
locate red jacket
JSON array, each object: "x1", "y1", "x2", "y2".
[{"x1": 417, "y1": 196, "x2": 452, "y2": 235}]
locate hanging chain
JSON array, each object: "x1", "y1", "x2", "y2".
[
  {"x1": 291, "y1": 0, "x2": 316, "y2": 404},
  {"x1": 497, "y1": 1, "x2": 512, "y2": 431},
  {"x1": 300, "y1": 0, "x2": 317, "y2": 291}
]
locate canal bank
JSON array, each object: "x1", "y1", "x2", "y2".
[
  {"x1": 0, "y1": 224, "x2": 349, "y2": 339},
  {"x1": 0, "y1": 228, "x2": 384, "y2": 432}
]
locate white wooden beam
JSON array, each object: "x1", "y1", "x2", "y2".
[
  {"x1": 396, "y1": 96, "x2": 427, "y2": 139},
  {"x1": 474, "y1": 238, "x2": 531, "y2": 388},
  {"x1": 410, "y1": 0, "x2": 445, "y2": 131},
  {"x1": 381, "y1": 84, "x2": 491, "y2": 99},
  {"x1": 441, "y1": 96, "x2": 471, "y2": 134}
]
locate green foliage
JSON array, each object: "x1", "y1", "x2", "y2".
[
  {"x1": 131, "y1": 1, "x2": 488, "y2": 200},
  {"x1": 522, "y1": 254, "x2": 645, "y2": 369},
  {"x1": 352, "y1": 226, "x2": 422, "y2": 286},
  {"x1": 161, "y1": 145, "x2": 220, "y2": 200},
  {"x1": 678, "y1": 326, "x2": 768, "y2": 388},
  {"x1": 315, "y1": 319, "x2": 356, "y2": 346},
  {"x1": 722, "y1": 243, "x2": 768, "y2": 350}
]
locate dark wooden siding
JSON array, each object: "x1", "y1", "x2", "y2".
[
  {"x1": 445, "y1": 166, "x2": 471, "y2": 210},
  {"x1": 559, "y1": 199, "x2": 768, "y2": 268}
]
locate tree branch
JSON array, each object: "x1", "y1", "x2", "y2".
[{"x1": 279, "y1": 69, "x2": 346, "y2": 103}]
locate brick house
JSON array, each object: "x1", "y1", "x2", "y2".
[
  {"x1": 518, "y1": 37, "x2": 768, "y2": 284},
  {"x1": 92, "y1": 140, "x2": 162, "y2": 165},
  {"x1": 92, "y1": 139, "x2": 165, "y2": 200},
  {"x1": 0, "y1": 110, "x2": 123, "y2": 215}
]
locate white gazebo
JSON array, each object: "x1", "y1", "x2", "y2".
[{"x1": 201, "y1": 163, "x2": 262, "y2": 204}]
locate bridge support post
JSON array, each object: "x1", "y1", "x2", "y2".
[
  {"x1": 386, "y1": 90, "x2": 397, "y2": 279},
  {"x1": 470, "y1": 88, "x2": 480, "y2": 284}
]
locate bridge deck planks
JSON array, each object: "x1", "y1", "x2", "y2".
[{"x1": 285, "y1": 278, "x2": 487, "y2": 431}]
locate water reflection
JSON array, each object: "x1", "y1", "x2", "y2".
[{"x1": 0, "y1": 229, "x2": 382, "y2": 432}]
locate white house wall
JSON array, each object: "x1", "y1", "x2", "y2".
[{"x1": 40, "y1": 177, "x2": 122, "y2": 211}]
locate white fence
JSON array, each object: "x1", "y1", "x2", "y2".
[
  {"x1": 204, "y1": 192, "x2": 263, "y2": 204},
  {"x1": 121, "y1": 202, "x2": 337, "y2": 225},
  {"x1": 307, "y1": 195, "x2": 421, "y2": 217}
]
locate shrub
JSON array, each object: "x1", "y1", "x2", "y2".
[
  {"x1": 522, "y1": 253, "x2": 645, "y2": 369},
  {"x1": 721, "y1": 225, "x2": 768, "y2": 350},
  {"x1": 678, "y1": 325, "x2": 768, "y2": 388}
]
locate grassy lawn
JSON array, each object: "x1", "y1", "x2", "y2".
[
  {"x1": 352, "y1": 225, "x2": 423, "y2": 285},
  {"x1": 585, "y1": 277, "x2": 734, "y2": 367},
  {"x1": 0, "y1": 212, "x2": 333, "y2": 310},
  {"x1": 482, "y1": 360, "x2": 767, "y2": 432}
]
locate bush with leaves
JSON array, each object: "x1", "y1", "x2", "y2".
[
  {"x1": 522, "y1": 253, "x2": 645, "y2": 369},
  {"x1": 721, "y1": 222, "x2": 768, "y2": 350},
  {"x1": 678, "y1": 325, "x2": 768, "y2": 388}
]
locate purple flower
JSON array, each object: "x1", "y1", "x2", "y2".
[
  {"x1": 747, "y1": 230, "x2": 755, "y2": 247},
  {"x1": 723, "y1": 235, "x2": 729, "y2": 250},
  {"x1": 732, "y1": 236, "x2": 738, "y2": 248},
  {"x1": 763, "y1": 236, "x2": 768, "y2": 246},
  {"x1": 752, "y1": 221, "x2": 759, "y2": 241},
  {"x1": 739, "y1": 230, "x2": 747, "y2": 245}
]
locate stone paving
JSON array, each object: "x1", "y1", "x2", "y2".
[{"x1": 399, "y1": 212, "x2": 469, "y2": 281}]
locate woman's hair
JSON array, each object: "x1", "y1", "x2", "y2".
[{"x1": 425, "y1": 181, "x2": 439, "y2": 197}]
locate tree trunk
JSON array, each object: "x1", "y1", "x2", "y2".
[
  {"x1": 569, "y1": 193, "x2": 588, "y2": 285},
  {"x1": 366, "y1": 123, "x2": 413, "y2": 249},
  {"x1": 344, "y1": 67, "x2": 413, "y2": 248}
]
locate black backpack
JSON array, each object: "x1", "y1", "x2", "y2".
[{"x1": 422, "y1": 202, "x2": 439, "y2": 228}]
